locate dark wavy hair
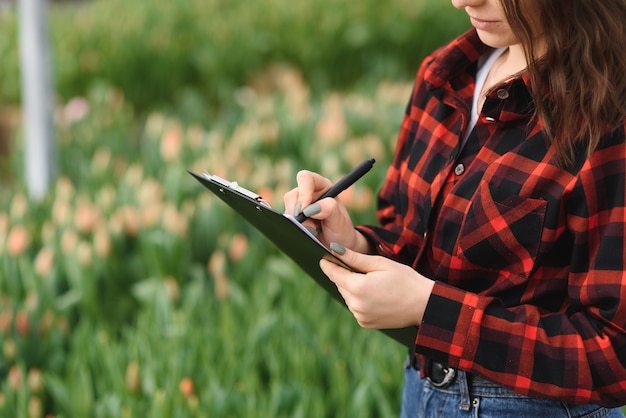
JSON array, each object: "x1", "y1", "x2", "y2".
[{"x1": 502, "y1": 0, "x2": 626, "y2": 166}]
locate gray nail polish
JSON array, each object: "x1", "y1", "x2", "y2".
[
  {"x1": 303, "y1": 203, "x2": 321, "y2": 218},
  {"x1": 330, "y1": 242, "x2": 346, "y2": 255},
  {"x1": 306, "y1": 226, "x2": 319, "y2": 237},
  {"x1": 294, "y1": 203, "x2": 302, "y2": 217}
]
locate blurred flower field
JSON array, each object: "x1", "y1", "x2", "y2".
[{"x1": 0, "y1": 67, "x2": 413, "y2": 417}]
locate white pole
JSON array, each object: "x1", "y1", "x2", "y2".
[{"x1": 18, "y1": 0, "x2": 56, "y2": 200}]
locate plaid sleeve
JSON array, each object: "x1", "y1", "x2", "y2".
[{"x1": 415, "y1": 141, "x2": 626, "y2": 407}]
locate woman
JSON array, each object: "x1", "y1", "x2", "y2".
[{"x1": 284, "y1": 0, "x2": 626, "y2": 416}]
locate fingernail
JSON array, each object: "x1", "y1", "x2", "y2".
[
  {"x1": 303, "y1": 203, "x2": 321, "y2": 218},
  {"x1": 330, "y1": 242, "x2": 346, "y2": 255},
  {"x1": 306, "y1": 226, "x2": 319, "y2": 237},
  {"x1": 294, "y1": 203, "x2": 302, "y2": 217}
]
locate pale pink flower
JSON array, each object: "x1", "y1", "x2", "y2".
[
  {"x1": 74, "y1": 200, "x2": 100, "y2": 234},
  {"x1": 7, "y1": 225, "x2": 28, "y2": 256},
  {"x1": 93, "y1": 226, "x2": 111, "y2": 258},
  {"x1": 315, "y1": 94, "x2": 347, "y2": 145},
  {"x1": 55, "y1": 177, "x2": 75, "y2": 201},
  {"x1": 229, "y1": 234, "x2": 248, "y2": 262},
  {"x1": 140, "y1": 204, "x2": 161, "y2": 229},
  {"x1": 7, "y1": 366, "x2": 21, "y2": 391},
  {"x1": 27, "y1": 368, "x2": 44, "y2": 394},
  {"x1": 160, "y1": 124, "x2": 183, "y2": 162},
  {"x1": 63, "y1": 97, "x2": 89, "y2": 124},
  {"x1": 52, "y1": 199, "x2": 71, "y2": 226},
  {"x1": 60, "y1": 229, "x2": 78, "y2": 255},
  {"x1": 34, "y1": 247, "x2": 55, "y2": 277},
  {"x1": 162, "y1": 204, "x2": 188, "y2": 236},
  {"x1": 208, "y1": 251, "x2": 229, "y2": 300},
  {"x1": 25, "y1": 292, "x2": 39, "y2": 313}
]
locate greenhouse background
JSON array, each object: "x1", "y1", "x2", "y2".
[{"x1": 0, "y1": 1, "x2": 482, "y2": 416}]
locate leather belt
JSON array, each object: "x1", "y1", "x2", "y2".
[{"x1": 410, "y1": 355, "x2": 500, "y2": 389}]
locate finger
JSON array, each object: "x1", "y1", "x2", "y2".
[
  {"x1": 295, "y1": 170, "x2": 332, "y2": 207},
  {"x1": 319, "y1": 258, "x2": 354, "y2": 289},
  {"x1": 327, "y1": 244, "x2": 384, "y2": 273},
  {"x1": 283, "y1": 187, "x2": 299, "y2": 215}
]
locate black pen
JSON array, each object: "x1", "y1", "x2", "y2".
[{"x1": 295, "y1": 158, "x2": 375, "y2": 223}]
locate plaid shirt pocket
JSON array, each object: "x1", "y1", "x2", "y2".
[{"x1": 457, "y1": 183, "x2": 548, "y2": 278}]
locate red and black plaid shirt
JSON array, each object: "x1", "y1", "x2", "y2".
[{"x1": 358, "y1": 29, "x2": 626, "y2": 407}]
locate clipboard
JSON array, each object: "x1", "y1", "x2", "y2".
[{"x1": 189, "y1": 170, "x2": 417, "y2": 348}]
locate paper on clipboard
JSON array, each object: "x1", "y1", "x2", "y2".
[{"x1": 189, "y1": 170, "x2": 417, "y2": 348}]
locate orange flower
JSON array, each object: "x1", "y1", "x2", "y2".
[
  {"x1": 163, "y1": 276, "x2": 180, "y2": 303},
  {"x1": 7, "y1": 225, "x2": 28, "y2": 256},
  {"x1": 15, "y1": 311, "x2": 30, "y2": 335},
  {"x1": 74, "y1": 200, "x2": 100, "y2": 234},
  {"x1": 117, "y1": 206, "x2": 140, "y2": 237},
  {"x1": 315, "y1": 94, "x2": 347, "y2": 145},
  {"x1": 179, "y1": 377, "x2": 194, "y2": 398},
  {"x1": 229, "y1": 234, "x2": 248, "y2": 262},
  {"x1": 160, "y1": 124, "x2": 183, "y2": 162}
]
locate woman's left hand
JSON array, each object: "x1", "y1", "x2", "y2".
[{"x1": 320, "y1": 244, "x2": 434, "y2": 330}]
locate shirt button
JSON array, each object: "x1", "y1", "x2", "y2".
[
  {"x1": 496, "y1": 88, "x2": 509, "y2": 99},
  {"x1": 454, "y1": 163, "x2": 465, "y2": 176}
]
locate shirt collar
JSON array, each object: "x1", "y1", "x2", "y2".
[{"x1": 423, "y1": 29, "x2": 491, "y2": 91}]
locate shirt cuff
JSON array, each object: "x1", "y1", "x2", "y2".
[{"x1": 414, "y1": 281, "x2": 486, "y2": 370}]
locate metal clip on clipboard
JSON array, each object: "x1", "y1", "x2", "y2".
[{"x1": 203, "y1": 173, "x2": 272, "y2": 208}]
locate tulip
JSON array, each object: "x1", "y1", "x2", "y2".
[
  {"x1": 125, "y1": 362, "x2": 141, "y2": 393},
  {"x1": 7, "y1": 366, "x2": 21, "y2": 391},
  {"x1": 27, "y1": 369, "x2": 44, "y2": 394},
  {"x1": 179, "y1": 377, "x2": 194, "y2": 398},
  {"x1": 27, "y1": 396, "x2": 42, "y2": 418},
  {"x1": 160, "y1": 124, "x2": 182, "y2": 162},
  {"x1": 6, "y1": 225, "x2": 28, "y2": 257},
  {"x1": 34, "y1": 247, "x2": 55, "y2": 277}
]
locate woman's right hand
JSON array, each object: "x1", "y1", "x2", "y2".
[{"x1": 283, "y1": 170, "x2": 372, "y2": 254}]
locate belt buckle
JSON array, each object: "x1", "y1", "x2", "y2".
[{"x1": 427, "y1": 361, "x2": 457, "y2": 389}]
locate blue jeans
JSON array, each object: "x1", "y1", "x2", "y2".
[{"x1": 401, "y1": 357, "x2": 625, "y2": 418}]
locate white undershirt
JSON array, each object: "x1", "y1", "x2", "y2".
[{"x1": 461, "y1": 47, "x2": 507, "y2": 147}]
